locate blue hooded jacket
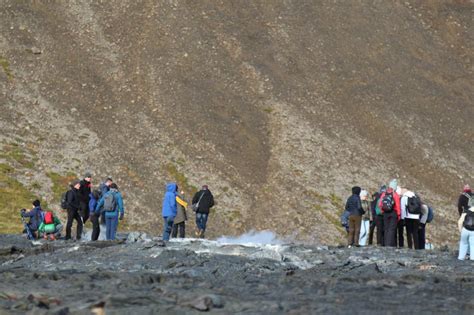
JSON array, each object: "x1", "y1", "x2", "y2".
[
  {"x1": 95, "y1": 189, "x2": 124, "y2": 218},
  {"x1": 89, "y1": 193, "x2": 98, "y2": 215},
  {"x1": 22, "y1": 206, "x2": 44, "y2": 231},
  {"x1": 162, "y1": 183, "x2": 177, "y2": 218}
]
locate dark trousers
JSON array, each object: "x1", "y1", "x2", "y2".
[
  {"x1": 172, "y1": 222, "x2": 185, "y2": 238},
  {"x1": 368, "y1": 220, "x2": 376, "y2": 245},
  {"x1": 418, "y1": 224, "x2": 426, "y2": 249},
  {"x1": 348, "y1": 215, "x2": 362, "y2": 246},
  {"x1": 405, "y1": 218, "x2": 420, "y2": 249},
  {"x1": 396, "y1": 219, "x2": 405, "y2": 248},
  {"x1": 79, "y1": 201, "x2": 90, "y2": 223},
  {"x1": 66, "y1": 208, "x2": 83, "y2": 240},
  {"x1": 90, "y1": 213, "x2": 100, "y2": 241},
  {"x1": 375, "y1": 215, "x2": 384, "y2": 246},
  {"x1": 383, "y1": 212, "x2": 398, "y2": 247}
]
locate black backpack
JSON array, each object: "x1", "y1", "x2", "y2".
[
  {"x1": 60, "y1": 191, "x2": 69, "y2": 209},
  {"x1": 407, "y1": 195, "x2": 422, "y2": 215},
  {"x1": 381, "y1": 193, "x2": 395, "y2": 213},
  {"x1": 463, "y1": 212, "x2": 474, "y2": 231}
]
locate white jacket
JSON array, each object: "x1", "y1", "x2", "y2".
[{"x1": 401, "y1": 191, "x2": 420, "y2": 220}]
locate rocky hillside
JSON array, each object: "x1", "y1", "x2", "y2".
[{"x1": 0, "y1": 1, "x2": 473, "y2": 244}]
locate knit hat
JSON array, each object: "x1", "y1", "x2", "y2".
[
  {"x1": 360, "y1": 190, "x2": 368, "y2": 199},
  {"x1": 379, "y1": 185, "x2": 387, "y2": 193},
  {"x1": 463, "y1": 184, "x2": 471, "y2": 193},
  {"x1": 32, "y1": 199, "x2": 40, "y2": 207},
  {"x1": 110, "y1": 183, "x2": 118, "y2": 190},
  {"x1": 202, "y1": 185, "x2": 209, "y2": 190},
  {"x1": 71, "y1": 179, "x2": 80, "y2": 187},
  {"x1": 84, "y1": 172, "x2": 92, "y2": 178},
  {"x1": 388, "y1": 179, "x2": 398, "y2": 191}
]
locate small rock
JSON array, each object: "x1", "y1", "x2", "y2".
[
  {"x1": 188, "y1": 294, "x2": 224, "y2": 311},
  {"x1": 31, "y1": 47, "x2": 42, "y2": 54}
]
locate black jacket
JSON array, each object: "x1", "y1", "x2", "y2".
[
  {"x1": 78, "y1": 179, "x2": 91, "y2": 204},
  {"x1": 345, "y1": 194, "x2": 363, "y2": 216},
  {"x1": 458, "y1": 191, "x2": 473, "y2": 216},
  {"x1": 192, "y1": 189, "x2": 214, "y2": 214},
  {"x1": 66, "y1": 188, "x2": 81, "y2": 211}
]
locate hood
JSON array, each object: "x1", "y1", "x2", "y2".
[
  {"x1": 389, "y1": 179, "x2": 398, "y2": 191},
  {"x1": 352, "y1": 186, "x2": 361, "y2": 195},
  {"x1": 403, "y1": 191, "x2": 415, "y2": 198},
  {"x1": 166, "y1": 183, "x2": 177, "y2": 193}
]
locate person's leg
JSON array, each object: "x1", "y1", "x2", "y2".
[
  {"x1": 458, "y1": 228, "x2": 469, "y2": 260},
  {"x1": 354, "y1": 216, "x2": 362, "y2": 246},
  {"x1": 376, "y1": 215, "x2": 383, "y2": 245},
  {"x1": 110, "y1": 216, "x2": 118, "y2": 240},
  {"x1": 418, "y1": 224, "x2": 426, "y2": 249},
  {"x1": 162, "y1": 217, "x2": 174, "y2": 241},
  {"x1": 385, "y1": 213, "x2": 397, "y2": 247},
  {"x1": 179, "y1": 222, "x2": 185, "y2": 238},
  {"x1": 468, "y1": 231, "x2": 474, "y2": 260},
  {"x1": 80, "y1": 202, "x2": 89, "y2": 224},
  {"x1": 91, "y1": 214, "x2": 100, "y2": 241},
  {"x1": 368, "y1": 220, "x2": 375, "y2": 245},
  {"x1": 348, "y1": 215, "x2": 356, "y2": 246},
  {"x1": 55, "y1": 224, "x2": 63, "y2": 238},
  {"x1": 383, "y1": 214, "x2": 390, "y2": 246},
  {"x1": 65, "y1": 209, "x2": 74, "y2": 240},
  {"x1": 74, "y1": 210, "x2": 83, "y2": 240},
  {"x1": 201, "y1": 214, "x2": 208, "y2": 232},
  {"x1": 105, "y1": 217, "x2": 112, "y2": 240},
  {"x1": 405, "y1": 219, "x2": 414, "y2": 249},
  {"x1": 171, "y1": 224, "x2": 178, "y2": 238},
  {"x1": 397, "y1": 219, "x2": 404, "y2": 248},
  {"x1": 412, "y1": 220, "x2": 420, "y2": 250}
]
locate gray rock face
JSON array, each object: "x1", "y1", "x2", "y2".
[{"x1": 0, "y1": 234, "x2": 473, "y2": 314}]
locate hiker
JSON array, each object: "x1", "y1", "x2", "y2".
[
  {"x1": 345, "y1": 186, "x2": 364, "y2": 248},
  {"x1": 400, "y1": 189, "x2": 421, "y2": 249},
  {"x1": 78, "y1": 172, "x2": 92, "y2": 223},
  {"x1": 457, "y1": 205, "x2": 474, "y2": 260},
  {"x1": 379, "y1": 179, "x2": 401, "y2": 247},
  {"x1": 419, "y1": 204, "x2": 429, "y2": 249},
  {"x1": 95, "y1": 183, "x2": 124, "y2": 240},
  {"x1": 360, "y1": 190, "x2": 371, "y2": 246},
  {"x1": 172, "y1": 190, "x2": 188, "y2": 238},
  {"x1": 371, "y1": 186, "x2": 386, "y2": 246},
  {"x1": 458, "y1": 184, "x2": 472, "y2": 217},
  {"x1": 65, "y1": 180, "x2": 83, "y2": 240},
  {"x1": 395, "y1": 186, "x2": 405, "y2": 248},
  {"x1": 162, "y1": 182, "x2": 177, "y2": 241},
  {"x1": 38, "y1": 211, "x2": 63, "y2": 240},
  {"x1": 192, "y1": 185, "x2": 215, "y2": 239},
  {"x1": 89, "y1": 190, "x2": 101, "y2": 241},
  {"x1": 20, "y1": 200, "x2": 44, "y2": 239},
  {"x1": 98, "y1": 177, "x2": 113, "y2": 225}
]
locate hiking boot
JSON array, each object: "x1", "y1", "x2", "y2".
[
  {"x1": 199, "y1": 230, "x2": 205, "y2": 239},
  {"x1": 49, "y1": 234, "x2": 56, "y2": 241},
  {"x1": 195, "y1": 230, "x2": 201, "y2": 237},
  {"x1": 43, "y1": 234, "x2": 48, "y2": 240}
]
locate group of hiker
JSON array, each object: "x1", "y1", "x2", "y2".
[
  {"x1": 161, "y1": 183, "x2": 215, "y2": 241},
  {"x1": 20, "y1": 172, "x2": 215, "y2": 242},
  {"x1": 342, "y1": 179, "x2": 434, "y2": 249}
]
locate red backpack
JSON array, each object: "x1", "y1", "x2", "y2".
[{"x1": 44, "y1": 211, "x2": 54, "y2": 224}]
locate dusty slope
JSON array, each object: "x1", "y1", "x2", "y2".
[{"x1": 0, "y1": 1, "x2": 473, "y2": 244}]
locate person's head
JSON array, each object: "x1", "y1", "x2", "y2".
[
  {"x1": 352, "y1": 186, "x2": 361, "y2": 196},
  {"x1": 110, "y1": 183, "x2": 118, "y2": 190},
  {"x1": 72, "y1": 179, "x2": 81, "y2": 190},
  {"x1": 105, "y1": 177, "x2": 113, "y2": 187},
  {"x1": 388, "y1": 179, "x2": 398, "y2": 191},
  {"x1": 360, "y1": 190, "x2": 368, "y2": 200},
  {"x1": 379, "y1": 185, "x2": 387, "y2": 193},
  {"x1": 202, "y1": 185, "x2": 209, "y2": 190},
  {"x1": 84, "y1": 172, "x2": 92, "y2": 182},
  {"x1": 463, "y1": 184, "x2": 471, "y2": 193},
  {"x1": 32, "y1": 199, "x2": 40, "y2": 208}
]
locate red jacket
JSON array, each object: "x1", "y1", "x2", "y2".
[{"x1": 378, "y1": 189, "x2": 401, "y2": 220}]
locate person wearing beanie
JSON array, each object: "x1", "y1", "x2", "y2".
[
  {"x1": 78, "y1": 172, "x2": 93, "y2": 223},
  {"x1": 20, "y1": 199, "x2": 44, "y2": 238},
  {"x1": 345, "y1": 186, "x2": 364, "y2": 248},
  {"x1": 95, "y1": 183, "x2": 124, "y2": 240},
  {"x1": 378, "y1": 180, "x2": 401, "y2": 247},
  {"x1": 458, "y1": 184, "x2": 472, "y2": 217},
  {"x1": 65, "y1": 179, "x2": 83, "y2": 240}
]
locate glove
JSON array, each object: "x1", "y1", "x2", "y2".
[
  {"x1": 119, "y1": 213, "x2": 124, "y2": 220},
  {"x1": 20, "y1": 209, "x2": 26, "y2": 217}
]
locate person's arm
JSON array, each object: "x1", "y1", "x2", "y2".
[
  {"x1": 458, "y1": 213, "x2": 466, "y2": 233},
  {"x1": 95, "y1": 196, "x2": 104, "y2": 212},
  {"x1": 458, "y1": 195, "x2": 465, "y2": 216},
  {"x1": 209, "y1": 193, "x2": 214, "y2": 208},
  {"x1": 192, "y1": 192, "x2": 199, "y2": 204},
  {"x1": 22, "y1": 209, "x2": 34, "y2": 218},
  {"x1": 117, "y1": 193, "x2": 124, "y2": 215},
  {"x1": 400, "y1": 196, "x2": 406, "y2": 220},
  {"x1": 394, "y1": 195, "x2": 401, "y2": 220},
  {"x1": 176, "y1": 196, "x2": 188, "y2": 208}
]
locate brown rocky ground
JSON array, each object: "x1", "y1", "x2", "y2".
[{"x1": 0, "y1": 1, "x2": 473, "y2": 245}]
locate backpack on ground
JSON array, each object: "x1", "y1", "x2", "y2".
[
  {"x1": 426, "y1": 206, "x2": 434, "y2": 223},
  {"x1": 406, "y1": 194, "x2": 422, "y2": 215},
  {"x1": 463, "y1": 212, "x2": 474, "y2": 231},
  {"x1": 381, "y1": 193, "x2": 395, "y2": 213},
  {"x1": 103, "y1": 192, "x2": 117, "y2": 212},
  {"x1": 43, "y1": 223, "x2": 56, "y2": 234},
  {"x1": 60, "y1": 191, "x2": 69, "y2": 209},
  {"x1": 44, "y1": 211, "x2": 54, "y2": 224}
]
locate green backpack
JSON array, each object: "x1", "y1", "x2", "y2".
[{"x1": 43, "y1": 223, "x2": 55, "y2": 233}]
